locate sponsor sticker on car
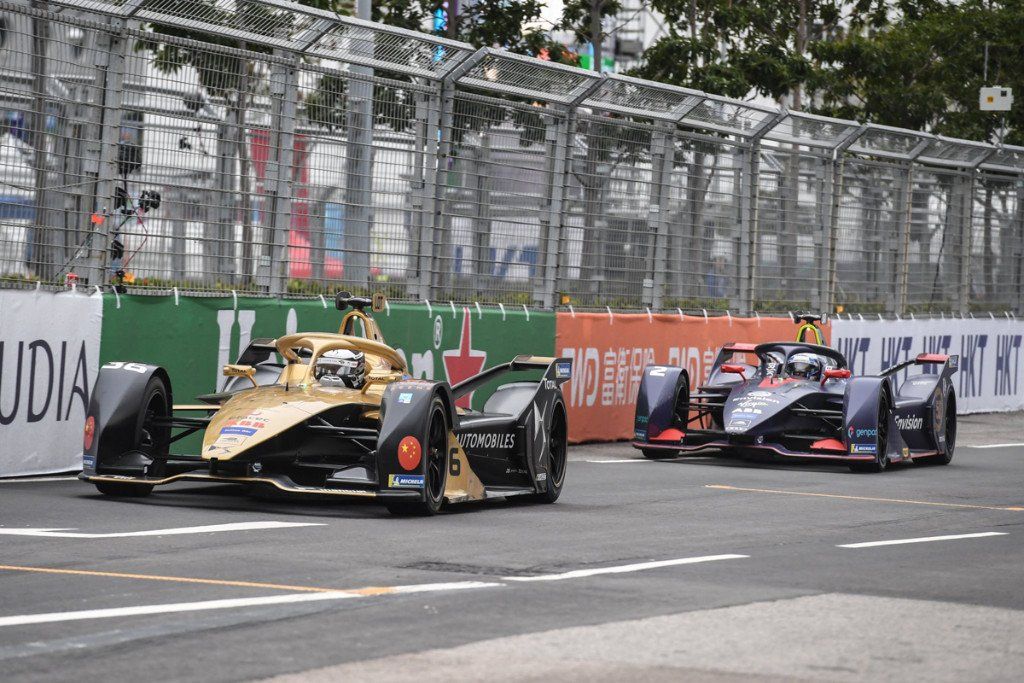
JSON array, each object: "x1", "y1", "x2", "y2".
[
  {"x1": 555, "y1": 361, "x2": 572, "y2": 379},
  {"x1": 388, "y1": 474, "x2": 424, "y2": 489},
  {"x1": 397, "y1": 392, "x2": 413, "y2": 404},
  {"x1": 221, "y1": 426, "x2": 258, "y2": 437},
  {"x1": 851, "y1": 443, "x2": 877, "y2": 454}
]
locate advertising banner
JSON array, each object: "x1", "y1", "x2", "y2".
[
  {"x1": 556, "y1": 313, "x2": 813, "y2": 442},
  {"x1": 832, "y1": 316, "x2": 1024, "y2": 414},
  {"x1": 0, "y1": 289, "x2": 103, "y2": 476}
]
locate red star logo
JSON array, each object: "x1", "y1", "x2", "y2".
[{"x1": 443, "y1": 307, "x2": 487, "y2": 409}]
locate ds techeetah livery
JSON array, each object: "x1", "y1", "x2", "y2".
[
  {"x1": 633, "y1": 314, "x2": 958, "y2": 472},
  {"x1": 81, "y1": 293, "x2": 571, "y2": 514}
]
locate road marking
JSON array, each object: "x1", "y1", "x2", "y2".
[
  {"x1": 705, "y1": 485, "x2": 1024, "y2": 512},
  {"x1": 838, "y1": 531, "x2": 1008, "y2": 549},
  {"x1": 580, "y1": 459, "x2": 650, "y2": 464},
  {"x1": 0, "y1": 564, "x2": 343, "y2": 593},
  {"x1": 0, "y1": 476, "x2": 79, "y2": 484},
  {"x1": 0, "y1": 521, "x2": 325, "y2": 539},
  {"x1": 503, "y1": 554, "x2": 748, "y2": 582},
  {"x1": 963, "y1": 443, "x2": 1024, "y2": 449},
  {"x1": 0, "y1": 581, "x2": 501, "y2": 628}
]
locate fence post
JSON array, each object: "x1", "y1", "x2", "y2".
[
  {"x1": 266, "y1": 52, "x2": 299, "y2": 297},
  {"x1": 737, "y1": 112, "x2": 783, "y2": 315},
  {"x1": 537, "y1": 112, "x2": 570, "y2": 308},
  {"x1": 539, "y1": 76, "x2": 604, "y2": 309},
  {"x1": 429, "y1": 49, "x2": 486, "y2": 299},
  {"x1": 83, "y1": 17, "x2": 128, "y2": 288},
  {"x1": 647, "y1": 123, "x2": 676, "y2": 310},
  {"x1": 822, "y1": 125, "x2": 864, "y2": 314},
  {"x1": 1017, "y1": 179, "x2": 1024, "y2": 314},
  {"x1": 895, "y1": 140, "x2": 929, "y2": 315},
  {"x1": 957, "y1": 171, "x2": 974, "y2": 315},
  {"x1": 409, "y1": 89, "x2": 442, "y2": 301}
]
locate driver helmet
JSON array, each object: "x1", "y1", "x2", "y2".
[
  {"x1": 314, "y1": 349, "x2": 366, "y2": 388},
  {"x1": 786, "y1": 352, "x2": 823, "y2": 381}
]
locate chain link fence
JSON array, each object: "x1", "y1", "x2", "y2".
[{"x1": 0, "y1": 0, "x2": 1021, "y2": 315}]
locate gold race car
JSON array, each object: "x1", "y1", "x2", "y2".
[{"x1": 81, "y1": 293, "x2": 571, "y2": 515}]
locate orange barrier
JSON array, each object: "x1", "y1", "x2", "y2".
[{"x1": 556, "y1": 313, "x2": 831, "y2": 442}]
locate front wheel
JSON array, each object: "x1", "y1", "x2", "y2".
[
  {"x1": 385, "y1": 398, "x2": 449, "y2": 516},
  {"x1": 641, "y1": 448, "x2": 677, "y2": 460},
  {"x1": 849, "y1": 390, "x2": 891, "y2": 473},
  {"x1": 94, "y1": 374, "x2": 169, "y2": 497},
  {"x1": 95, "y1": 481, "x2": 153, "y2": 497}
]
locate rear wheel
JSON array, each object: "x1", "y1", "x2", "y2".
[
  {"x1": 849, "y1": 390, "x2": 891, "y2": 473},
  {"x1": 94, "y1": 375, "x2": 169, "y2": 498},
  {"x1": 525, "y1": 404, "x2": 568, "y2": 504},
  {"x1": 385, "y1": 398, "x2": 448, "y2": 516},
  {"x1": 917, "y1": 392, "x2": 956, "y2": 466}
]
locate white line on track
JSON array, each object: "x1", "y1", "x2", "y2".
[
  {"x1": 838, "y1": 532, "x2": 1007, "y2": 549},
  {"x1": 503, "y1": 554, "x2": 748, "y2": 582},
  {"x1": 0, "y1": 476, "x2": 79, "y2": 484},
  {"x1": 0, "y1": 582, "x2": 501, "y2": 628},
  {"x1": 579, "y1": 459, "x2": 651, "y2": 464},
  {"x1": 0, "y1": 521, "x2": 324, "y2": 539},
  {"x1": 962, "y1": 443, "x2": 1024, "y2": 449}
]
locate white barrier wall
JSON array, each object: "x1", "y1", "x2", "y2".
[
  {"x1": 832, "y1": 316, "x2": 1024, "y2": 413},
  {"x1": 0, "y1": 289, "x2": 102, "y2": 477}
]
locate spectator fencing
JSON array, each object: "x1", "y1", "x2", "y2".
[{"x1": 0, "y1": 0, "x2": 1021, "y2": 315}]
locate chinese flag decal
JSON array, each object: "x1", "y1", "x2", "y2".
[{"x1": 398, "y1": 435, "x2": 422, "y2": 471}]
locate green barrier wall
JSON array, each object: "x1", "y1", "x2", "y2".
[{"x1": 100, "y1": 295, "x2": 555, "y2": 424}]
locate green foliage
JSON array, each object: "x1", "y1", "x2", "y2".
[
  {"x1": 560, "y1": 0, "x2": 623, "y2": 47},
  {"x1": 809, "y1": 0, "x2": 1024, "y2": 144},
  {"x1": 635, "y1": 0, "x2": 844, "y2": 100}
]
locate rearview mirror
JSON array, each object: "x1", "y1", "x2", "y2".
[
  {"x1": 223, "y1": 364, "x2": 257, "y2": 387},
  {"x1": 821, "y1": 368, "x2": 851, "y2": 385},
  {"x1": 721, "y1": 364, "x2": 747, "y2": 380}
]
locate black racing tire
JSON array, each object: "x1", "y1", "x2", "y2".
[
  {"x1": 849, "y1": 389, "x2": 891, "y2": 473},
  {"x1": 641, "y1": 448, "x2": 677, "y2": 460},
  {"x1": 524, "y1": 403, "x2": 568, "y2": 504},
  {"x1": 95, "y1": 481, "x2": 154, "y2": 497},
  {"x1": 917, "y1": 391, "x2": 956, "y2": 466},
  {"x1": 385, "y1": 397, "x2": 449, "y2": 516},
  {"x1": 94, "y1": 375, "x2": 170, "y2": 498}
]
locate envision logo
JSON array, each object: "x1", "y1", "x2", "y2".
[{"x1": 895, "y1": 415, "x2": 924, "y2": 430}]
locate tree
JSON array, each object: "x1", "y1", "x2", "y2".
[
  {"x1": 633, "y1": 0, "x2": 843, "y2": 101},
  {"x1": 560, "y1": 0, "x2": 623, "y2": 72},
  {"x1": 809, "y1": 0, "x2": 1024, "y2": 145}
]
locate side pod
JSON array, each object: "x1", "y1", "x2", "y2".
[{"x1": 634, "y1": 365, "x2": 689, "y2": 443}]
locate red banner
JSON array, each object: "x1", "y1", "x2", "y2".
[{"x1": 556, "y1": 313, "x2": 831, "y2": 442}]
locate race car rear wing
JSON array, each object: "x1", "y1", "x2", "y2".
[
  {"x1": 452, "y1": 356, "x2": 572, "y2": 402},
  {"x1": 880, "y1": 353, "x2": 959, "y2": 377}
]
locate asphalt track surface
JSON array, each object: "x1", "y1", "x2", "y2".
[{"x1": 1, "y1": 413, "x2": 1023, "y2": 682}]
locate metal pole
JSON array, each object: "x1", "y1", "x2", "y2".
[
  {"x1": 84, "y1": 18, "x2": 127, "y2": 288},
  {"x1": 343, "y1": 0, "x2": 374, "y2": 292},
  {"x1": 266, "y1": 53, "x2": 298, "y2": 296},
  {"x1": 958, "y1": 171, "x2": 975, "y2": 315},
  {"x1": 647, "y1": 124, "x2": 675, "y2": 310}
]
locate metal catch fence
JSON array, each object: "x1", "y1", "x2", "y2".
[{"x1": 0, "y1": 0, "x2": 1021, "y2": 315}]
